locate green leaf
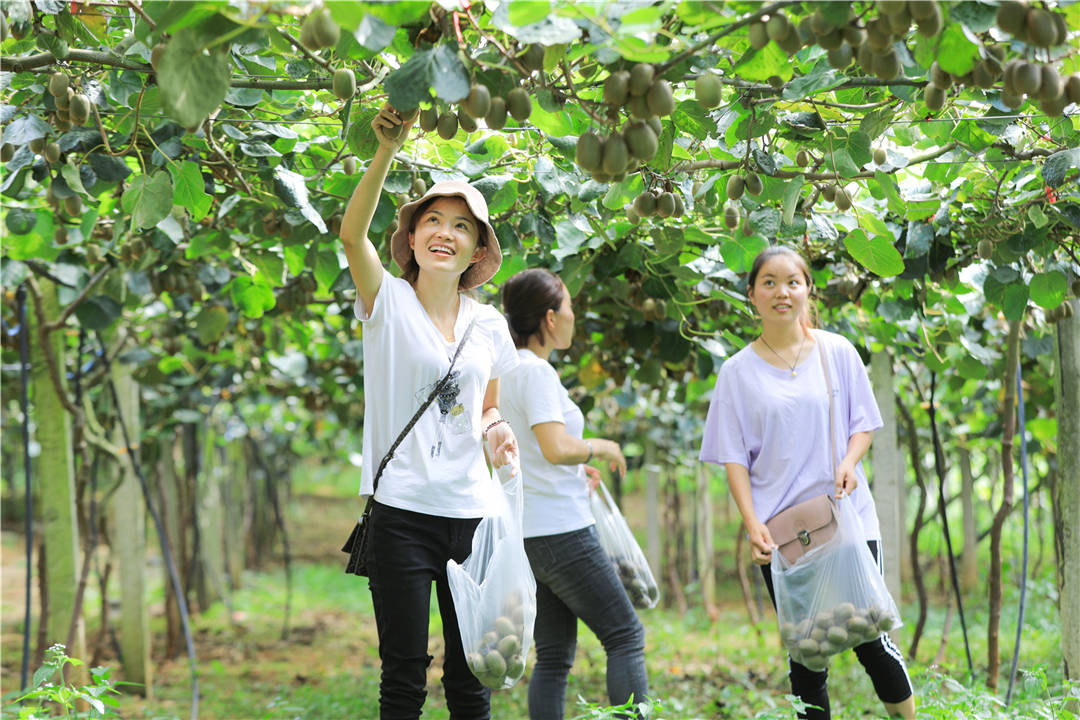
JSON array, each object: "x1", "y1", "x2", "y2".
[
  {"x1": 843, "y1": 229, "x2": 905, "y2": 277},
  {"x1": 314, "y1": 247, "x2": 341, "y2": 293},
  {"x1": 1002, "y1": 282, "x2": 1029, "y2": 322},
  {"x1": 251, "y1": 252, "x2": 284, "y2": 286},
  {"x1": 874, "y1": 171, "x2": 905, "y2": 216},
  {"x1": 781, "y1": 175, "x2": 804, "y2": 226},
  {"x1": 347, "y1": 106, "x2": 381, "y2": 159},
  {"x1": 859, "y1": 108, "x2": 894, "y2": 141},
  {"x1": 60, "y1": 162, "x2": 88, "y2": 195},
  {"x1": 359, "y1": 1, "x2": 430, "y2": 26},
  {"x1": 74, "y1": 295, "x2": 122, "y2": 330},
  {"x1": 1027, "y1": 204, "x2": 1048, "y2": 229},
  {"x1": 782, "y1": 65, "x2": 844, "y2": 100},
  {"x1": 384, "y1": 48, "x2": 433, "y2": 112},
  {"x1": 823, "y1": 149, "x2": 860, "y2": 178},
  {"x1": 672, "y1": 100, "x2": 715, "y2": 141},
  {"x1": 195, "y1": 305, "x2": 229, "y2": 345},
  {"x1": 935, "y1": 24, "x2": 978, "y2": 77},
  {"x1": 171, "y1": 161, "x2": 212, "y2": 221},
  {"x1": 734, "y1": 43, "x2": 792, "y2": 83},
  {"x1": 272, "y1": 166, "x2": 327, "y2": 233},
  {"x1": 720, "y1": 235, "x2": 769, "y2": 273},
  {"x1": 157, "y1": 27, "x2": 231, "y2": 128},
  {"x1": 353, "y1": 14, "x2": 395, "y2": 52},
  {"x1": 904, "y1": 222, "x2": 933, "y2": 258},
  {"x1": 4, "y1": 208, "x2": 37, "y2": 235},
  {"x1": 122, "y1": 172, "x2": 174, "y2": 229},
  {"x1": 508, "y1": 0, "x2": 550, "y2": 26},
  {"x1": 430, "y1": 44, "x2": 469, "y2": 103},
  {"x1": 1030, "y1": 270, "x2": 1067, "y2": 309},
  {"x1": 1042, "y1": 148, "x2": 1080, "y2": 189},
  {"x1": 228, "y1": 276, "x2": 276, "y2": 318}
]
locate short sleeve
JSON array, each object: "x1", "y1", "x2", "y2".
[
  {"x1": 840, "y1": 339, "x2": 883, "y2": 434},
  {"x1": 522, "y1": 363, "x2": 566, "y2": 428},
  {"x1": 487, "y1": 311, "x2": 519, "y2": 379},
  {"x1": 353, "y1": 266, "x2": 389, "y2": 324},
  {"x1": 699, "y1": 362, "x2": 750, "y2": 468}
]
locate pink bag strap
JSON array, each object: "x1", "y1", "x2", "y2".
[{"x1": 816, "y1": 331, "x2": 838, "y2": 479}]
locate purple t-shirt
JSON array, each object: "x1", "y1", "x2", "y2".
[{"x1": 699, "y1": 330, "x2": 883, "y2": 540}]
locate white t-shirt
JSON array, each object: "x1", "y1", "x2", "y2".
[
  {"x1": 698, "y1": 330, "x2": 883, "y2": 540},
  {"x1": 500, "y1": 349, "x2": 595, "y2": 538},
  {"x1": 354, "y1": 271, "x2": 519, "y2": 518}
]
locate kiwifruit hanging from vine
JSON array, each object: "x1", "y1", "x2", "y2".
[
  {"x1": 1025, "y1": 8, "x2": 1057, "y2": 48},
  {"x1": 740, "y1": 217, "x2": 755, "y2": 236},
  {"x1": 620, "y1": 93, "x2": 645, "y2": 120},
  {"x1": 462, "y1": 83, "x2": 491, "y2": 119},
  {"x1": 485, "y1": 97, "x2": 508, "y2": 130},
  {"x1": 646, "y1": 80, "x2": 674, "y2": 117},
  {"x1": 820, "y1": 184, "x2": 836, "y2": 202},
  {"x1": 419, "y1": 106, "x2": 438, "y2": 132},
  {"x1": 332, "y1": 68, "x2": 356, "y2": 99},
  {"x1": 343, "y1": 156, "x2": 356, "y2": 175},
  {"x1": 602, "y1": 135, "x2": 629, "y2": 175},
  {"x1": 744, "y1": 172, "x2": 763, "y2": 196},
  {"x1": 625, "y1": 121, "x2": 658, "y2": 160},
  {"x1": 54, "y1": 226, "x2": 68, "y2": 245},
  {"x1": 748, "y1": 21, "x2": 769, "y2": 50},
  {"x1": 930, "y1": 61, "x2": 952, "y2": 90},
  {"x1": 766, "y1": 12, "x2": 792, "y2": 42},
  {"x1": 827, "y1": 44, "x2": 853, "y2": 70},
  {"x1": 69, "y1": 93, "x2": 90, "y2": 125},
  {"x1": 307, "y1": 9, "x2": 340, "y2": 49},
  {"x1": 655, "y1": 192, "x2": 676, "y2": 218},
  {"x1": 625, "y1": 205, "x2": 641, "y2": 225},
  {"x1": 457, "y1": 111, "x2": 477, "y2": 133},
  {"x1": 411, "y1": 177, "x2": 427, "y2": 195},
  {"x1": 977, "y1": 239, "x2": 993, "y2": 260},
  {"x1": 0, "y1": 143, "x2": 13, "y2": 162},
  {"x1": 30, "y1": 137, "x2": 45, "y2": 154},
  {"x1": 971, "y1": 61, "x2": 994, "y2": 90},
  {"x1": 726, "y1": 174, "x2": 745, "y2": 200},
  {"x1": 696, "y1": 74, "x2": 722, "y2": 108},
  {"x1": 1050, "y1": 12, "x2": 1067, "y2": 46},
  {"x1": 873, "y1": 147, "x2": 887, "y2": 165},
  {"x1": 834, "y1": 187, "x2": 852, "y2": 211},
  {"x1": 55, "y1": 87, "x2": 71, "y2": 110},
  {"x1": 48, "y1": 72, "x2": 69, "y2": 98},
  {"x1": 520, "y1": 44, "x2": 545, "y2": 72},
  {"x1": 777, "y1": 30, "x2": 804, "y2": 55},
  {"x1": 151, "y1": 42, "x2": 166, "y2": 71},
  {"x1": 646, "y1": 115, "x2": 662, "y2": 137},
  {"x1": 923, "y1": 85, "x2": 945, "y2": 112},
  {"x1": 916, "y1": 4, "x2": 942, "y2": 37},
  {"x1": 1000, "y1": 90, "x2": 1024, "y2": 109},
  {"x1": 885, "y1": 6, "x2": 912, "y2": 35},
  {"x1": 865, "y1": 18, "x2": 892, "y2": 52},
  {"x1": 996, "y1": 0, "x2": 1028, "y2": 35},
  {"x1": 604, "y1": 71, "x2": 630, "y2": 107},
  {"x1": 1014, "y1": 62, "x2": 1042, "y2": 96},
  {"x1": 506, "y1": 88, "x2": 531, "y2": 122},
  {"x1": 436, "y1": 112, "x2": 458, "y2": 139},
  {"x1": 1066, "y1": 74, "x2": 1080, "y2": 104},
  {"x1": 629, "y1": 63, "x2": 655, "y2": 96},
  {"x1": 724, "y1": 204, "x2": 739, "y2": 229},
  {"x1": 56, "y1": 108, "x2": 69, "y2": 123},
  {"x1": 672, "y1": 193, "x2": 685, "y2": 218},
  {"x1": 873, "y1": 50, "x2": 900, "y2": 81},
  {"x1": 44, "y1": 142, "x2": 60, "y2": 163},
  {"x1": 795, "y1": 149, "x2": 810, "y2": 167},
  {"x1": 842, "y1": 24, "x2": 867, "y2": 47},
  {"x1": 576, "y1": 131, "x2": 603, "y2": 171},
  {"x1": 633, "y1": 191, "x2": 657, "y2": 216},
  {"x1": 1039, "y1": 92, "x2": 1067, "y2": 117},
  {"x1": 856, "y1": 43, "x2": 875, "y2": 73},
  {"x1": 63, "y1": 194, "x2": 82, "y2": 216}
]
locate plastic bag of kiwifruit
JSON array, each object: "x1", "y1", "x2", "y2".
[
  {"x1": 447, "y1": 459, "x2": 537, "y2": 691},
  {"x1": 770, "y1": 494, "x2": 901, "y2": 671},
  {"x1": 589, "y1": 480, "x2": 660, "y2": 609}
]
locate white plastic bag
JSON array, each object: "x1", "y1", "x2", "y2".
[
  {"x1": 770, "y1": 494, "x2": 902, "y2": 671},
  {"x1": 447, "y1": 459, "x2": 537, "y2": 690},
  {"x1": 589, "y1": 480, "x2": 660, "y2": 609}
]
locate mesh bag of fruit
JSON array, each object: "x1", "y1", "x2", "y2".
[
  {"x1": 447, "y1": 459, "x2": 537, "y2": 690},
  {"x1": 589, "y1": 480, "x2": 661, "y2": 609},
  {"x1": 769, "y1": 494, "x2": 902, "y2": 671}
]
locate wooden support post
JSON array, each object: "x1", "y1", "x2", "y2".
[
  {"x1": 644, "y1": 438, "x2": 661, "y2": 594},
  {"x1": 696, "y1": 463, "x2": 717, "y2": 621},
  {"x1": 871, "y1": 351, "x2": 903, "y2": 606},
  {"x1": 196, "y1": 426, "x2": 226, "y2": 608},
  {"x1": 959, "y1": 447, "x2": 977, "y2": 591},
  {"x1": 1056, "y1": 298, "x2": 1080, "y2": 686}
]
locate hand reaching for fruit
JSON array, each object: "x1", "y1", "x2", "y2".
[{"x1": 371, "y1": 104, "x2": 417, "y2": 149}]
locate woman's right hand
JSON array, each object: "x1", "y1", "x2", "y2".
[
  {"x1": 747, "y1": 520, "x2": 777, "y2": 565},
  {"x1": 590, "y1": 438, "x2": 627, "y2": 478},
  {"x1": 371, "y1": 103, "x2": 415, "y2": 149}
]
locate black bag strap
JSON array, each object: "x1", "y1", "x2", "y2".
[{"x1": 369, "y1": 313, "x2": 479, "y2": 497}]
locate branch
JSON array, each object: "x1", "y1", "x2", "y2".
[
  {"x1": 991, "y1": 142, "x2": 1054, "y2": 160},
  {"x1": 47, "y1": 264, "x2": 110, "y2": 331},
  {"x1": 204, "y1": 115, "x2": 254, "y2": 196}
]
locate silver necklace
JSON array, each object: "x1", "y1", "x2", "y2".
[{"x1": 759, "y1": 332, "x2": 809, "y2": 377}]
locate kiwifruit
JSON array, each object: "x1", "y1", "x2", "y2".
[
  {"x1": 1038, "y1": 65, "x2": 1063, "y2": 101},
  {"x1": 977, "y1": 239, "x2": 993, "y2": 260},
  {"x1": 436, "y1": 112, "x2": 458, "y2": 139},
  {"x1": 821, "y1": 184, "x2": 836, "y2": 202},
  {"x1": 924, "y1": 85, "x2": 945, "y2": 111},
  {"x1": 411, "y1": 177, "x2": 427, "y2": 195},
  {"x1": 909, "y1": 1, "x2": 938, "y2": 21},
  {"x1": 56, "y1": 108, "x2": 70, "y2": 123},
  {"x1": 576, "y1": 131, "x2": 603, "y2": 171},
  {"x1": 625, "y1": 121, "x2": 658, "y2": 160},
  {"x1": 457, "y1": 111, "x2": 477, "y2": 133},
  {"x1": 312, "y1": 9, "x2": 340, "y2": 48},
  {"x1": 777, "y1": 30, "x2": 804, "y2": 55},
  {"x1": 55, "y1": 117, "x2": 72, "y2": 131},
  {"x1": 874, "y1": 50, "x2": 900, "y2": 81},
  {"x1": 865, "y1": 19, "x2": 892, "y2": 52},
  {"x1": 656, "y1": 192, "x2": 676, "y2": 218},
  {"x1": 696, "y1": 74, "x2": 722, "y2": 108},
  {"x1": 827, "y1": 44, "x2": 853, "y2": 70},
  {"x1": 30, "y1": 137, "x2": 45, "y2": 154},
  {"x1": 856, "y1": 43, "x2": 875, "y2": 73},
  {"x1": 744, "y1": 172, "x2": 763, "y2": 196},
  {"x1": 996, "y1": 0, "x2": 1028, "y2": 34},
  {"x1": 877, "y1": 0, "x2": 904, "y2": 16},
  {"x1": 810, "y1": 9, "x2": 831, "y2": 35},
  {"x1": 299, "y1": 17, "x2": 319, "y2": 50},
  {"x1": 44, "y1": 142, "x2": 60, "y2": 163},
  {"x1": 1039, "y1": 93, "x2": 1067, "y2": 117},
  {"x1": 885, "y1": 6, "x2": 912, "y2": 35},
  {"x1": 48, "y1": 72, "x2": 69, "y2": 98},
  {"x1": 740, "y1": 217, "x2": 754, "y2": 236},
  {"x1": 604, "y1": 70, "x2": 630, "y2": 107},
  {"x1": 672, "y1": 193, "x2": 685, "y2": 217},
  {"x1": 874, "y1": 147, "x2": 887, "y2": 165},
  {"x1": 629, "y1": 63, "x2": 655, "y2": 96},
  {"x1": 843, "y1": 25, "x2": 867, "y2": 47},
  {"x1": 419, "y1": 107, "x2": 438, "y2": 132},
  {"x1": 150, "y1": 42, "x2": 166, "y2": 72},
  {"x1": 983, "y1": 54, "x2": 1004, "y2": 79},
  {"x1": 332, "y1": 68, "x2": 355, "y2": 99},
  {"x1": 462, "y1": 83, "x2": 491, "y2": 118},
  {"x1": 485, "y1": 97, "x2": 507, "y2": 130},
  {"x1": 602, "y1": 135, "x2": 629, "y2": 175},
  {"x1": 766, "y1": 12, "x2": 792, "y2": 42},
  {"x1": 343, "y1": 156, "x2": 356, "y2": 175},
  {"x1": 817, "y1": 28, "x2": 845, "y2": 51},
  {"x1": 633, "y1": 191, "x2": 657, "y2": 216},
  {"x1": 64, "y1": 194, "x2": 82, "y2": 216},
  {"x1": 69, "y1": 93, "x2": 90, "y2": 125},
  {"x1": 726, "y1": 174, "x2": 745, "y2": 200},
  {"x1": 0, "y1": 143, "x2": 13, "y2": 162},
  {"x1": 646, "y1": 80, "x2": 674, "y2": 116},
  {"x1": 1000, "y1": 90, "x2": 1024, "y2": 109},
  {"x1": 647, "y1": 116, "x2": 662, "y2": 137},
  {"x1": 625, "y1": 205, "x2": 640, "y2": 225},
  {"x1": 768, "y1": 75, "x2": 784, "y2": 90},
  {"x1": 54, "y1": 226, "x2": 68, "y2": 245},
  {"x1": 749, "y1": 21, "x2": 769, "y2": 49},
  {"x1": 834, "y1": 186, "x2": 852, "y2": 210},
  {"x1": 1050, "y1": 12, "x2": 1067, "y2": 46},
  {"x1": 797, "y1": 16, "x2": 815, "y2": 43},
  {"x1": 930, "y1": 61, "x2": 952, "y2": 90},
  {"x1": 972, "y1": 61, "x2": 994, "y2": 90},
  {"x1": 627, "y1": 93, "x2": 651, "y2": 120},
  {"x1": 1025, "y1": 8, "x2": 1057, "y2": 47},
  {"x1": 724, "y1": 204, "x2": 739, "y2": 229},
  {"x1": 1014, "y1": 62, "x2": 1042, "y2": 96},
  {"x1": 521, "y1": 44, "x2": 545, "y2": 72},
  {"x1": 1003, "y1": 59, "x2": 1022, "y2": 94},
  {"x1": 796, "y1": 149, "x2": 810, "y2": 167},
  {"x1": 1066, "y1": 73, "x2": 1080, "y2": 104},
  {"x1": 506, "y1": 87, "x2": 531, "y2": 122}
]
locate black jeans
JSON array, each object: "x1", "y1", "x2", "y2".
[
  {"x1": 368, "y1": 501, "x2": 490, "y2": 719},
  {"x1": 760, "y1": 540, "x2": 913, "y2": 720}
]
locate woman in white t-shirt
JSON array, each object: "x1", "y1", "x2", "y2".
[
  {"x1": 500, "y1": 268, "x2": 648, "y2": 719},
  {"x1": 339, "y1": 104, "x2": 520, "y2": 718},
  {"x1": 698, "y1": 246, "x2": 915, "y2": 720}
]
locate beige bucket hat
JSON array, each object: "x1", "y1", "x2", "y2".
[{"x1": 390, "y1": 180, "x2": 501, "y2": 289}]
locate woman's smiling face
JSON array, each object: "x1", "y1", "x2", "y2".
[
  {"x1": 748, "y1": 254, "x2": 811, "y2": 324},
  {"x1": 408, "y1": 196, "x2": 485, "y2": 279}
]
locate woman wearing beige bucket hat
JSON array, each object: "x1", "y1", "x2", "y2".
[{"x1": 339, "y1": 103, "x2": 520, "y2": 718}]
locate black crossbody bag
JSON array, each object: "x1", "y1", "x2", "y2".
[{"x1": 342, "y1": 316, "x2": 478, "y2": 576}]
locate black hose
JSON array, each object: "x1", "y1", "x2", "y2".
[
  {"x1": 17, "y1": 284, "x2": 33, "y2": 692},
  {"x1": 929, "y1": 373, "x2": 974, "y2": 679},
  {"x1": 1005, "y1": 363, "x2": 1031, "y2": 705}
]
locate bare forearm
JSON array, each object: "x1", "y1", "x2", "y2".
[
  {"x1": 844, "y1": 430, "x2": 873, "y2": 466},
  {"x1": 340, "y1": 143, "x2": 395, "y2": 245},
  {"x1": 725, "y1": 463, "x2": 761, "y2": 528}
]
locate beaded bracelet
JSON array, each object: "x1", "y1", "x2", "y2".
[
  {"x1": 484, "y1": 419, "x2": 509, "y2": 435},
  {"x1": 585, "y1": 441, "x2": 594, "y2": 464}
]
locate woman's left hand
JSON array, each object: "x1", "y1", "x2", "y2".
[
  {"x1": 835, "y1": 458, "x2": 858, "y2": 497},
  {"x1": 487, "y1": 421, "x2": 518, "y2": 470},
  {"x1": 584, "y1": 465, "x2": 601, "y2": 492}
]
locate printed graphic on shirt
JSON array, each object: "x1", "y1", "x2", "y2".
[{"x1": 416, "y1": 368, "x2": 471, "y2": 458}]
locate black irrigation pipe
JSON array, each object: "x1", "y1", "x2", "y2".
[
  {"x1": 95, "y1": 334, "x2": 200, "y2": 720},
  {"x1": 244, "y1": 434, "x2": 293, "y2": 640},
  {"x1": 929, "y1": 373, "x2": 974, "y2": 680},
  {"x1": 1005, "y1": 362, "x2": 1032, "y2": 706},
  {"x1": 17, "y1": 284, "x2": 33, "y2": 692}
]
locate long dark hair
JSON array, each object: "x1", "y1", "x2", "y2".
[
  {"x1": 502, "y1": 268, "x2": 564, "y2": 348},
  {"x1": 401, "y1": 196, "x2": 484, "y2": 290},
  {"x1": 747, "y1": 246, "x2": 817, "y2": 329}
]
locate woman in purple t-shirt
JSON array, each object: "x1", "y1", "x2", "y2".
[{"x1": 699, "y1": 247, "x2": 915, "y2": 720}]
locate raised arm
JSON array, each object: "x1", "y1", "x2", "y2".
[{"x1": 339, "y1": 105, "x2": 414, "y2": 311}]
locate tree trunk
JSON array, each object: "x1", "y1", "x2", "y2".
[
  {"x1": 222, "y1": 441, "x2": 246, "y2": 590},
  {"x1": 959, "y1": 447, "x2": 978, "y2": 591},
  {"x1": 870, "y1": 352, "x2": 904, "y2": 608},
  {"x1": 196, "y1": 425, "x2": 226, "y2": 609},
  {"x1": 158, "y1": 432, "x2": 185, "y2": 658},
  {"x1": 696, "y1": 464, "x2": 717, "y2": 621},
  {"x1": 663, "y1": 475, "x2": 688, "y2": 614},
  {"x1": 1054, "y1": 298, "x2": 1080, "y2": 685},
  {"x1": 29, "y1": 280, "x2": 85, "y2": 666},
  {"x1": 898, "y1": 400, "x2": 928, "y2": 661},
  {"x1": 108, "y1": 366, "x2": 151, "y2": 696},
  {"x1": 987, "y1": 318, "x2": 1021, "y2": 692},
  {"x1": 644, "y1": 439, "x2": 661, "y2": 597}
]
